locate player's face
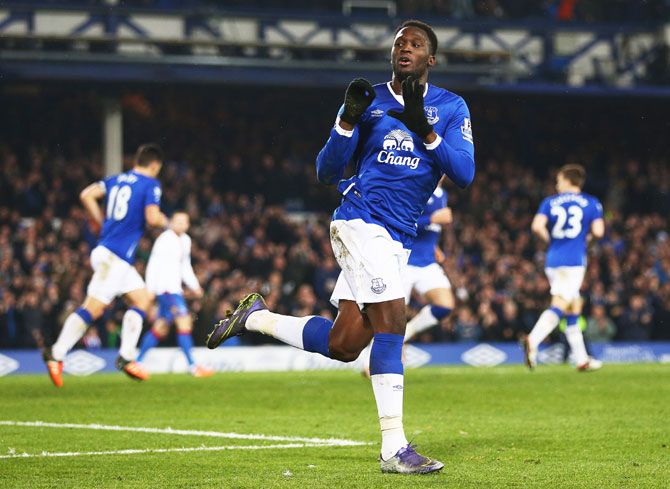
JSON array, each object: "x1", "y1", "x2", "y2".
[
  {"x1": 171, "y1": 213, "x2": 190, "y2": 234},
  {"x1": 391, "y1": 27, "x2": 435, "y2": 83}
]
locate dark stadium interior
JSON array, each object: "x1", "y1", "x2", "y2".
[{"x1": 1, "y1": 83, "x2": 669, "y2": 350}]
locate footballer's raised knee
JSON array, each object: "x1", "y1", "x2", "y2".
[{"x1": 328, "y1": 338, "x2": 365, "y2": 363}]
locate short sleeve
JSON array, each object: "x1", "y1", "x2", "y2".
[
  {"x1": 537, "y1": 198, "x2": 551, "y2": 216},
  {"x1": 145, "y1": 182, "x2": 162, "y2": 208},
  {"x1": 590, "y1": 197, "x2": 604, "y2": 221}
]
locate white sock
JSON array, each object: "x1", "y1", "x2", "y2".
[
  {"x1": 51, "y1": 313, "x2": 88, "y2": 361},
  {"x1": 246, "y1": 310, "x2": 309, "y2": 349},
  {"x1": 565, "y1": 325, "x2": 589, "y2": 366},
  {"x1": 371, "y1": 373, "x2": 408, "y2": 460},
  {"x1": 405, "y1": 305, "x2": 439, "y2": 340},
  {"x1": 119, "y1": 309, "x2": 144, "y2": 361},
  {"x1": 528, "y1": 309, "x2": 561, "y2": 350}
]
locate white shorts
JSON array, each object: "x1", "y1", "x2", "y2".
[
  {"x1": 329, "y1": 219, "x2": 410, "y2": 308},
  {"x1": 545, "y1": 266, "x2": 585, "y2": 302},
  {"x1": 87, "y1": 246, "x2": 146, "y2": 305},
  {"x1": 404, "y1": 263, "x2": 451, "y2": 303}
]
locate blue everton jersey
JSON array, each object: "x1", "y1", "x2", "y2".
[
  {"x1": 317, "y1": 82, "x2": 475, "y2": 242},
  {"x1": 408, "y1": 187, "x2": 448, "y2": 267},
  {"x1": 537, "y1": 192, "x2": 603, "y2": 267},
  {"x1": 97, "y1": 170, "x2": 162, "y2": 263}
]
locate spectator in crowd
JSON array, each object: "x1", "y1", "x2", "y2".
[
  {"x1": 585, "y1": 304, "x2": 617, "y2": 343},
  {"x1": 619, "y1": 294, "x2": 654, "y2": 341}
]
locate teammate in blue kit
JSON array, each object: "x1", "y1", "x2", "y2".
[
  {"x1": 42, "y1": 144, "x2": 168, "y2": 387},
  {"x1": 522, "y1": 164, "x2": 605, "y2": 371},
  {"x1": 360, "y1": 179, "x2": 454, "y2": 375},
  {"x1": 207, "y1": 20, "x2": 474, "y2": 474},
  {"x1": 403, "y1": 178, "x2": 455, "y2": 339}
]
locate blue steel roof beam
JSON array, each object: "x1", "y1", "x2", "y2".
[
  {"x1": 485, "y1": 31, "x2": 536, "y2": 72},
  {"x1": 0, "y1": 10, "x2": 33, "y2": 33},
  {"x1": 70, "y1": 14, "x2": 105, "y2": 36},
  {"x1": 184, "y1": 15, "x2": 222, "y2": 39}
]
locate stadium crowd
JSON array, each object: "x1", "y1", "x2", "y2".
[{"x1": 1, "y1": 88, "x2": 669, "y2": 350}]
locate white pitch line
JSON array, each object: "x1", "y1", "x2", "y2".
[
  {"x1": 0, "y1": 420, "x2": 369, "y2": 447},
  {"x1": 0, "y1": 443, "x2": 331, "y2": 459}
]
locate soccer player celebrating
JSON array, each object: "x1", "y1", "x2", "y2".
[
  {"x1": 207, "y1": 20, "x2": 475, "y2": 473},
  {"x1": 137, "y1": 211, "x2": 214, "y2": 377},
  {"x1": 522, "y1": 164, "x2": 605, "y2": 371},
  {"x1": 42, "y1": 144, "x2": 168, "y2": 386}
]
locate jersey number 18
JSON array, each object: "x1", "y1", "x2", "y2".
[
  {"x1": 106, "y1": 185, "x2": 132, "y2": 221},
  {"x1": 550, "y1": 205, "x2": 583, "y2": 239}
]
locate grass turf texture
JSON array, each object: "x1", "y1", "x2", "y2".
[{"x1": 0, "y1": 364, "x2": 668, "y2": 488}]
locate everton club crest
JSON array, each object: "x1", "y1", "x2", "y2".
[
  {"x1": 424, "y1": 106, "x2": 439, "y2": 125},
  {"x1": 371, "y1": 277, "x2": 387, "y2": 294}
]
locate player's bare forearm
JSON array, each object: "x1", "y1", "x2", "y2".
[
  {"x1": 531, "y1": 214, "x2": 549, "y2": 243},
  {"x1": 79, "y1": 183, "x2": 105, "y2": 225},
  {"x1": 82, "y1": 199, "x2": 103, "y2": 226},
  {"x1": 533, "y1": 228, "x2": 551, "y2": 244},
  {"x1": 430, "y1": 207, "x2": 452, "y2": 225},
  {"x1": 145, "y1": 205, "x2": 168, "y2": 228}
]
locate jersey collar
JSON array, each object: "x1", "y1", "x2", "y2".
[{"x1": 386, "y1": 81, "x2": 429, "y2": 106}]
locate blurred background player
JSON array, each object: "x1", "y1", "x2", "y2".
[
  {"x1": 361, "y1": 177, "x2": 455, "y2": 375},
  {"x1": 522, "y1": 164, "x2": 605, "y2": 371},
  {"x1": 42, "y1": 143, "x2": 168, "y2": 386},
  {"x1": 137, "y1": 211, "x2": 213, "y2": 377},
  {"x1": 206, "y1": 20, "x2": 474, "y2": 474},
  {"x1": 403, "y1": 176, "x2": 455, "y2": 340}
]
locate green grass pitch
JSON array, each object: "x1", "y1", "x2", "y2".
[{"x1": 1, "y1": 364, "x2": 668, "y2": 488}]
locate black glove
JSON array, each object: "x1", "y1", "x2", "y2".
[
  {"x1": 386, "y1": 76, "x2": 433, "y2": 140},
  {"x1": 340, "y1": 78, "x2": 376, "y2": 125}
]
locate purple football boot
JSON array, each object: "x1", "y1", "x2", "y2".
[
  {"x1": 206, "y1": 293, "x2": 267, "y2": 349},
  {"x1": 380, "y1": 444, "x2": 444, "y2": 474}
]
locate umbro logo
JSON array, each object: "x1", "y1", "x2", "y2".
[
  {"x1": 371, "y1": 109, "x2": 384, "y2": 117},
  {"x1": 461, "y1": 344, "x2": 506, "y2": 367},
  {"x1": 63, "y1": 350, "x2": 106, "y2": 376},
  {"x1": 0, "y1": 353, "x2": 19, "y2": 376}
]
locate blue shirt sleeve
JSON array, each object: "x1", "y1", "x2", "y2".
[
  {"x1": 416, "y1": 213, "x2": 431, "y2": 228},
  {"x1": 592, "y1": 198, "x2": 604, "y2": 220},
  {"x1": 537, "y1": 198, "x2": 550, "y2": 216},
  {"x1": 315, "y1": 105, "x2": 361, "y2": 185},
  {"x1": 426, "y1": 97, "x2": 475, "y2": 188},
  {"x1": 144, "y1": 181, "x2": 162, "y2": 208}
]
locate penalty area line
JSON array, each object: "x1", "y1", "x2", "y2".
[{"x1": 0, "y1": 443, "x2": 333, "y2": 459}]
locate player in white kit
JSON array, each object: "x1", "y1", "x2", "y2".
[
  {"x1": 137, "y1": 211, "x2": 214, "y2": 377},
  {"x1": 43, "y1": 144, "x2": 168, "y2": 386},
  {"x1": 522, "y1": 164, "x2": 605, "y2": 371}
]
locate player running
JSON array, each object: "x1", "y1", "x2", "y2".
[
  {"x1": 403, "y1": 178, "x2": 455, "y2": 339},
  {"x1": 42, "y1": 143, "x2": 168, "y2": 386},
  {"x1": 137, "y1": 211, "x2": 214, "y2": 377},
  {"x1": 207, "y1": 20, "x2": 475, "y2": 474},
  {"x1": 522, "y1": 164, "x2": 605, "y2": 371}
]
